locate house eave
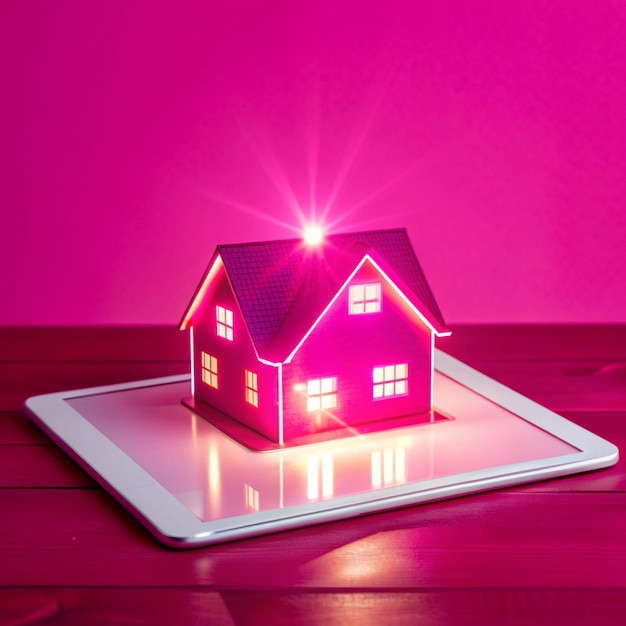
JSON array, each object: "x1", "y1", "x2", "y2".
[{"x1": 179, "y1": 252, "x2": 223, "y2": 330}]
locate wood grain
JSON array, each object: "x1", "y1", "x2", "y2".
[
  {"x1": 0, "y1": 412, "x2": 50, "y2": 444},
  {"x1": 0, "y1": 361, "x2": 188, "y2": 411},
  {"x1": 0, "y1": 445, "x2": 96, "y2": 488},
  {"x1": 443, "y1": 324, "x2": 626, "y2": 361},
  {"x1": 458, "y1": 360, "x2": 626, "y2": 412},
  {"x1": 0, "y1": 326, "x2": 188, "y2": 362},
  {"x1": 1, "y1": 325, "x2": 624, "y2": 624},
  {"x1": 2, "y1": 588, "x2": 626, "y2": 626},
  {"x1": 1, "y1": 488, "x2": 626, "y2": 588}
]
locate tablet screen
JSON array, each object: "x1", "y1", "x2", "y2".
[{"x1": 67, "y1": 372, "x2": 578, "y2": 523}]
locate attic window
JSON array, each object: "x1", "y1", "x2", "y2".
[
  {"x1": 373, "y1": 363, "x2": 408, "y2": 399},
  {"x1": 306, "y1": 377, "x2": 337, "y2": 412},
  {"x1": 349, "y1": 282, "x2": 381, "y2": 314},
  {"x1": 216, "y1": 305, "x2": 234, "y2": 341}
]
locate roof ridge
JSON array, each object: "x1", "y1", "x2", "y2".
[{"x1": 216, "y1": 227, "x2": 408, "y2": 249}]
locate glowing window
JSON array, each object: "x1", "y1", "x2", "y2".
[
  {"x1": 216, "y1": 305, "x2": 234, "y2": 341},
  {"x1": 373, "y1": 363, "x2": 408, "y2": 399},
  {"x1": 201, "y1": 352, "x2": 218, "y2": 389},
  {"x1": 245, "y1": 370, "x2": 258, "y2": 407},
  {"x1": 306, "y1": 377, "x2": 337, "y2": 412},
  {"x1": 349, "y1": 282, "x2": 381, "y2": 314}
]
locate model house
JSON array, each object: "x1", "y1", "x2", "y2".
[{"x1": 179, "y1": 228, "x2": 450, "y2": 445}]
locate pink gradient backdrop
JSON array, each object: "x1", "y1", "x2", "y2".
[{"x1": 1, "y1": 0, "x2": 624, "y2": 325}]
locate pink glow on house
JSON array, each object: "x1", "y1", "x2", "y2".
[{"x1": 180, "y1": 228, "x2": 449, "y2": 446}]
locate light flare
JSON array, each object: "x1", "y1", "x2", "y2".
[{"x1": 304, "y1": 225, "x2": 324, "y2": 246}]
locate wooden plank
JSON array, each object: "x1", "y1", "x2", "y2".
[
  {"x1": 0, "y1": 588, "x2": 233, "y2": 625},
  {"x1": 1, "y1": 489, "x2": 626, "y2": 588},
  {"x1": 444, "y1": 324, "x2": 626, "y2": 362},
  {"x1": 2, "y1": 588, "x2": 626, "y2": 625},
  {"x1": 453, "y1": 359, "x2": 626, "y2": 412},
  {"x1": 221, "y1": 589, "x2": 626, "y2": 625},
  {"x1": 565, "y1": 410, "x2": 626, "y2": 441},
  {"x1": 0, "y1": 445, "x2": 96, "y2": 488},
  {"x1": 511, "y1": 463, "x2": 626, "y2": 495},
  {"x1": 0, "y1": 361, "x2": 188, "y2": 411},
  {"x1": 0, "y1": 326, "x2": 188, "y2": 363},
  {"x1": 0, "y1": 412, "x2": 51, "y2": 444}
]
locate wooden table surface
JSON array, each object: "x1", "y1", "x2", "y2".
[{"x1": 1, "y1": 325, "x2": 625, "y2": 625}]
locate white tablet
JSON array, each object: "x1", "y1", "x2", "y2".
[{"x1": 25, "y1": 350, "x2": 618, "y2": 548}]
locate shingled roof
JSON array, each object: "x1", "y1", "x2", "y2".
[{"x1": 181, "y1": 228, "x2": 448, "y2": 362}]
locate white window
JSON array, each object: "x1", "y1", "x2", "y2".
[
  {"x1": 201, "y1": 352, "x2": 218, "y2": 389},
  {"x1": 306, "y1": 377, "x2": 337, "y2": 412},
  {"x1": 349, "y1": 282, "x2": 381, "y2": 314},
  {"x1": 216, "y1": 305, "x2": 234, "y2": 341},
  {"x1": 373, "y1": 363, "x2": 408, "y2": 399},
  {"x1": 245, "y1": 370, "x2": 258, "y2": 407}
]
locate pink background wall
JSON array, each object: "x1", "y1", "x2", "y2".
[{"x1": 1, "y1": 0, "x2": 624, "y2": 325}]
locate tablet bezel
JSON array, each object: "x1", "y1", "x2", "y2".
[{"x1": 24, "y1": 349, "x2": 618, "y2": 548}]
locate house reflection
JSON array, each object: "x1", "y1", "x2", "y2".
[
  {"x1": 307, "y1": 453, "x2": 334, "y2": 500},
  {"x1": 371, "y1": 447, "x2": 407, "y2": 488},
  {"x1": 183, "y1": 405, "x2": 424, "y2": 521}
]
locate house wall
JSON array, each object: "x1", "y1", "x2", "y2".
[
  {"x1": 192, "y1": 264, "x2": 280, "y2": 442},
  {"x1": 281, "y1": 261, "x2": 432, "y2": 440}
]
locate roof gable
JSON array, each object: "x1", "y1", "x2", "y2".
[{"x1": 180, "y1": 228, "x2": 449, "y2": 361}]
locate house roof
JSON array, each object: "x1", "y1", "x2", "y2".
[{"x1": 180, "y1": 228, "x2": 449, "y2": 362}]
